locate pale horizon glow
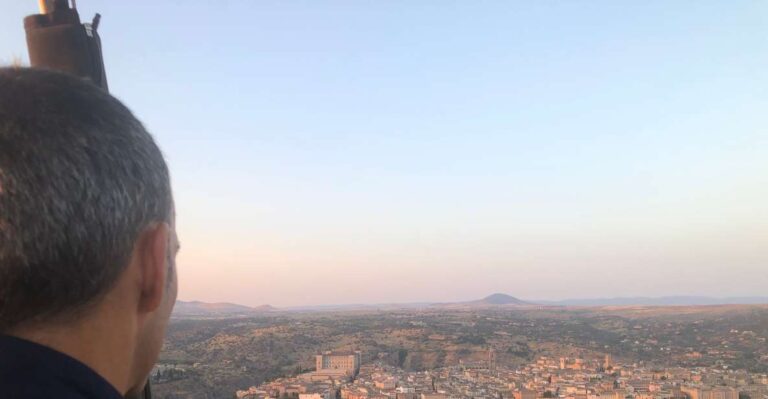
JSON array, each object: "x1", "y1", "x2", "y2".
[{"x1": 2, "y1": 1, "x2": 766, "y2": 307}]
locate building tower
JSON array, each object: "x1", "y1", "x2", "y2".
[
  {"x1": 604, "y1": 354, "x2": 613, "y2": 369},
  {"x1": 488, "y1": 347, "x2": 496, "y2": 371}
]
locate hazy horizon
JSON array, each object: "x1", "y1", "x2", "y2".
[
  {"x1": 176, "y1": 293, "x2": 768, "y2": 309},
  {"x1": 3, "y1": 2, "x2": 766, "y2": 308}
]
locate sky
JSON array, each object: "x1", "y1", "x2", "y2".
[{"x1": 1, "y1": 1, "x2": 766, "y2": 307}]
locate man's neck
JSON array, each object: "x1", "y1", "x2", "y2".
[{"x1": 8, "y1": 311, "x2": 135, "y2": 395}]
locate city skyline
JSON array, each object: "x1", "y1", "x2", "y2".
[
  {"x1": 155, "y1": 304, "x2": 768, "y2": 398},
  {"x1": 2, "y1": 2, "x2": 766, "y2": 307}
]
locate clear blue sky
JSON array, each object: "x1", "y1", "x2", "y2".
[{"x1": 2, "y1": 1, "x2": 767, "y2": 307}]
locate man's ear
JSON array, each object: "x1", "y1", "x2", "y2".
[{"x1": 137, "y1": 222, "x2": 170, "y2": 313}]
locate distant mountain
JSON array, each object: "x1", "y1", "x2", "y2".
[
  {"x1": 538, "y1": 296, "x2": 768, "y2": 307},
  {"x1": 476, "y1": 293, "x2": 531, "y2": 306},
  {"x1": 173, "y1": 300, "x2": 275, "y2": 317},
  {"x1": 285, "y1": 302, "x2": 433, "y2": 312},
  {"x1": 284, "y1": 293, "x2": 533, "y2": 312},
  {"x1": 174, "y1": 295, "x2": 768, "y2": 316},
  {"x1": 430, "y1": 293, "x2": 533, "y2": 309}
]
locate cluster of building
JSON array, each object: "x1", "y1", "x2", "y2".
[
  {"x1": 237, "y1": 351, "x2": 361, "y2": 399},
  {"x1": 236, "y1": 352, "x2": 768, "y2": 399}
]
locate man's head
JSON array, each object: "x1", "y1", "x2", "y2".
[{"x1": 0, "y1": 67, "x2": 178, "y2": 392}]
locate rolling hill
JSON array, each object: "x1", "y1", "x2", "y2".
[{"x1": 173, "y1": 300, "x2": 275, "y2": 317}]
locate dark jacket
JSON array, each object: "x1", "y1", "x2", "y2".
[{"x1": 0, "y1": 334, "x2": 122, "y2": 399}]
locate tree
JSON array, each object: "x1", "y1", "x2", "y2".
[{"x1": 398, "y1": 349, "x2": 408, "y2": 367}]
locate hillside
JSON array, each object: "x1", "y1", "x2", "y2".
[
  {"x1": 539, "y1": 296, "x2": 768, "y2": 306},
  {"x1": 153, "y1": 305, "x2": 768, "y2": 399},
  {"x1": 173, "y1": 300, "x2": 275, "y2": 317}
]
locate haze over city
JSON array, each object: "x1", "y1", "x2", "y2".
[{"x1": 2, "y1": 1, "x2": 766, "y2": 307}]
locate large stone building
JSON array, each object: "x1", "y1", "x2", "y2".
[
  {"x1": 682, "y1": 387, "x2": 739, "y2": 399},
  {"x1": 315, "y1": 351, "x2": 362, "y2": 377},
  {"x1": 513, "y1": 389, "x2": 538, "y2": 399}
]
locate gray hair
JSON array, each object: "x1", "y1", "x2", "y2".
[{"x1": 0, "y1": 67, "x2": 172, "y2": 331}]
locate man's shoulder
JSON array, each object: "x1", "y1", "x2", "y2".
[
  {"x1": 0, "y1": 381, "x2": 94, "y2": 399},
  {"x1": 0, "y1": 335, "x2": 123, "y2": 399}
]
